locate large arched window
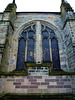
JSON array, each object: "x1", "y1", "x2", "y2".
[
  {"x1": 27, "y1": 39, "x2": 34, "y2": 62},
  {"x1": 42, "y1": 27, "x2": 50, "y2": 62},
  {"x1": 16, "y1": 39, "x2": 26, "y2": 70},
  {"x1": 42, "y1": 25, "x2": 60, "y2": 70},
  {"x1": 16, "y1": 25, "x2": 35, "y2": 70},
  {"x1": 51, "y1": 38, "x2": 60, "y2": 70},
  {"x1": 16, "y1": 22, "x2": 60, "y2": 70}
]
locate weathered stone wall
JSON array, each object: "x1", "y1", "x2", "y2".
[
  {"x1": 0, "y1": 12, "x2": 75, "y2": 72},
  {"x1": 0, "y1": 21, "x2": 9, "y2": 66},
  {"x1": 63, "y1": 19, "x2": 75, "y2": 72},
  {"x1": 0, "y1": 75, "x2": 74, "y2": 93},
  {"x1": 8, "y1": 13, "x2": 67, "y2": 72},
  {"x1": 0, "y1": 2, "x2": 16, "y2": 72},
  {"x1": 0, "y1": 14, "x2": 2, "y2": 20},
  {"x1": 1, "y1": 24, "x2": 14, "y2": 72}
]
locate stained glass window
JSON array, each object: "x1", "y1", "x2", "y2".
[
  {"x1": 28, "y1": 30, "x2": 34, "y2": 38},
  {"x1": 42, "y1": 25, "x2": 60, "y2": 70},
  {"x1": 16, "y1": 39, "x2": 26, "y2": 70},
  {"x1": 51, "y1": 38, "x2": 60, "y2": 70},
  {"x1": 27, "y1": 39, "x2": 34, "y2": 62},
  {"x1": 16, "y1": 25, "x2": 35, "y2": 70},
  {"x1": 42, "y1": 30, "x2": 49, "y2": 38},
  {"x1": 22, "y1": 32, "x2": 26, "y2": 37},
  {"x1": 16, "y1": 23, "x2": 60, "y2": 71},
  {"x1": 42, "y1": 39, "x2": 50, "y2": 62}
]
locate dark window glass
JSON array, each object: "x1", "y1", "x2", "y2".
[
  {"x1": 28, "y1": 30, "x2": 34, "y2": 38},
  {"x1": 33, "y1": 25, "x2": 35, "y2": 30},
  {"x1": 51, "y1": 39, "x2": 60, "y2": 70},
  {"x1": 50, "y1": 32, "x2": 55, "y2": 38},
  {"x1": 22, "y1": 32, "x2": 26, "y2": 37},
  {"x1": 27, "y1": 39, "x2": 34, "y2": 62},
  {"x1": 41, "y1": 25, "x2": 44, "y2": 30},
  {"x1": 42, "y1": 39, "x2": 50, "y2": 62},
  {"x1": 26, "y1": 26, "x2": 31, "y2": 31},
  {"x1": 42, "y1": 30, "x2": 49, "y2": 38},
  {"x1": 16, "y1": 39, "x2": 26, "y2": 70},
  {"x1": 46, "y1": 26, "x2": 52, "y2": 32}
]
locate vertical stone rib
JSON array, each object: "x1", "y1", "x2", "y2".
[
  {"x1": 49, "y1": 39, "x2": 52, "y2": 62},
  {"x1": 35, "y1": 21, "x2": 42, "y2": 63},
  {"x1": 25, "y1": 40, "x2": 27, "y2": 62}
]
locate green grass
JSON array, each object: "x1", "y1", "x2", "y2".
[{"x1": 0, "y1": 93, "x2": 74, "y2": 100}]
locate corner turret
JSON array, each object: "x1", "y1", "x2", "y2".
[
  {"x1": 13, "y1": 0, "x2": 15, "y2": 4},
  {"x1": 0, "y1": 1, "x2": 17, "y2": 72},
  {"x1": 2, "y1": 0, "x2": 17, "y2": 25},
  {"x1": 61, "y1": 0, "x2": 74, "y2": 23}
]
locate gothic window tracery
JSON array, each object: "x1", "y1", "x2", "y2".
[
  {"x1": 16, "y1": 25, "x2": 35, "y2": 70},
  {"x1": 42, "y1": 25, "x2": 60, "y2": 70},
  {"x1": 16, "y1": 22, "x2": 60, "y2": 70}
]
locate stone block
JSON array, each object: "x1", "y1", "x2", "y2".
[
  {"x1": 50, "y1": 89, "x2": 59, "y2": 93},
  {"x1": 31, "y1": 82, "x2": 40, "y2": 85},
  {"x1": 37, "y1": 79, "x2": 45, "y2": 82},
  {"x1": 45, "y1": 79, "x2": 54, "y2": 82},
  {"x1": 47, "y1": 85, "x2": 54, "y2": 88},
  {"x1": 56, "y1": 76, "x2": 62, "y2": 79},
  {"x1": 34, "y1": 76, "x2": 42, "y2": 79},
  {"x1": 49, "y1": 82, "x2": 57, "y2": 85},
  {"x1": 55, "y1": 85, "x2": 64, "y2": 88},
  {"x1": 13, "y1": 82, "x2": 21, "y2": 85},
  {"x1": 54, "y1": 79, "x2": 59, "y2": 82},
  {"x1": 59, "y1": 88, "x2": 66, "y2": 93},
  {"x1": 59, "y1": 79, "x2": 67, "y2": 81},
  {"x1": 7, "y1": 79, "x2": 15, "y2": 81},
  {"x1": 66, "y1": 88, "x2": 72, "y2": 93},
  {"x1": 21, "y1": 82, "x2": 31, "y2": 85},
  {"x1": 29, "y1": 79, "x2": 37, "y2": 82},
  {"x1": 64, "y1": 81, "x2": 71, "y2": 85},
  {"x1": 21, "y1": 85, "x2": 29, "y2": 88},
  {"x1": 64, "y1": 85, "x2": 71, "y2": 88},
  {"x1": 29, "y1": 85, "x2": 38, "y2": 88},
  {"x1": 15, "y1": 85, "x2": 20, "y2": 88},
  {"x1": 38, "y1": 85, "x2": 47, "y2": 89},
  {"x1": 57, "y1": 82, "x2": 64, "y2": 85},
  {"x1": 16, "y1": 79, "x2": 24, "y2": 82},
  {"x1": 27, "y1": 89, "x2": 35, "y2": 93},
  {"x1": 41, "y1": 82, "x2": 49, "y2": 85},
  {"x1": 34, "y1": 89, "x2": 42, "y2": 93}
]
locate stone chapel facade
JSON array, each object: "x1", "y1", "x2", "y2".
[
  {"x1": 0, "y1": 0, "x2": 75, "y2": 94},
  {"x1": 0, "y1": 0, "x2": 75, "y2": 72}
]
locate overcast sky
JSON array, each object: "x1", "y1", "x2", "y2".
[{"x1": 0, "y1": 0, "x2": 75, "y2": 12}]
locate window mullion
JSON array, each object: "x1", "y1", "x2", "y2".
[{"x1": 35, "y1": 21, "x2": 42, "y2": 63}]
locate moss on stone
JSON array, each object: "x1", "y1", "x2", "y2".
[
  {"x1": 0, "y1": 93, "x2": 74, "y2": 100},
  {"x1": 5, "y1": 3, "x2": 16, "y2": 11},
  {"x1": 0, "y1": 70, "x2": 28, "y2": 76},
  {"x1": 61, "y1": 3, "x2": 73, "y2": 12},
  {"x1": 50, "y1": 70, "x2": 75, "y2": 75},
  {"x1": 26, "y1": 63, "x2": 51, "y2": 67}
]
